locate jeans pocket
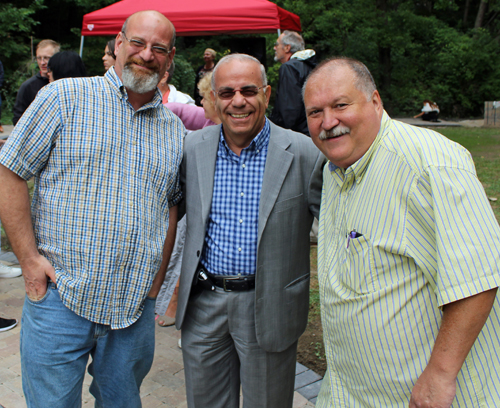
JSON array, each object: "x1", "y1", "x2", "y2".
[{"x1": 26, "y1": 285, "x2": 52, "y2": 305}]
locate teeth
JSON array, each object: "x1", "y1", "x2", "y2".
[{"x1": 231, "y1": 113, "x2": 249, "y2": 118}]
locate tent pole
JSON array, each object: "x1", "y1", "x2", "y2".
[
  {"x1": 79, "y1": 36, "x2": 85, "y2": 58},
  {"x1": 277, "y1": 29, "x2": 281, "y2": 36}
]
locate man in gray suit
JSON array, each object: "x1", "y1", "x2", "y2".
[{"x1": 175, "y1": 53, "x2": 324, "y2": 408}]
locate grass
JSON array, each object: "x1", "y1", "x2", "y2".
[{"x1": 437, "y1": 127, "x2": 500, "y2": 219}]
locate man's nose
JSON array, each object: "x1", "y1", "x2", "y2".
[
  {"x1": 322, "y1": 108, "x2": 340, "y2": 130},
  {"x1": 139, "y1": 46, "x2": 155, "y2": 61},
  {"x1": 231, "y1": 91, "x2": 247, "y2": 107}
]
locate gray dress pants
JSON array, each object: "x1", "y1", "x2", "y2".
[{"x1": 182, "y1": 286, "x2": 297, "y2": 408}]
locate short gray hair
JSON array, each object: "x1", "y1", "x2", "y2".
[
  {"x1": 211, "y1": 54, "x2": 267, "y2": 90},
  {"x1": 303, "y1": 57, "x2": 377, "y2": 101},
  {"x1": 281, "y1": 31, "x2": 305, "y2": 54}
]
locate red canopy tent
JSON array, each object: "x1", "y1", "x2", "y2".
[{"x1": 81, "y1": 0, "x2": 301, "y2": 40}]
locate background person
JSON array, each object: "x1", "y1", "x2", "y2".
[
  {"x1": 12, "y1": 39, "x2": 60, "y2": 125},
  {"x1": 165, "y1": 73, "x2": 220, "y2": 131},
  {"x1": 269, "y1": 30, "x2": 316, "y2": 136},
  {"x1": 47, "y1": 51, "x2": 87, "y2": 82},
  {"x1": 303, "y1": 57, "x2": 500, "y2": 408},
  {"x1": 193, "y1": 48, "x2": 216, "y2": 106},
  {"x1": 414, "y1": 99, "x2": 440, "y2": 122},
  {"x1": 158, "y1": 61, "x2": 195, "y2": 105},
  {"x1": 102, "y1": 39, "x2": 116, "y2": 71}
]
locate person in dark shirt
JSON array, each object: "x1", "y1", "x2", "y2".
[
  {"x1": 12, "y1": 39, "x2": 60, "y2": 125},
  {"x1": 269, "y1": 31, "x2": 316, "y2": 136}
]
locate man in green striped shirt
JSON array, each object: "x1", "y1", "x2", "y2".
[{"x1": 303, "y1": 57, "x2": 500, "y2": 407}]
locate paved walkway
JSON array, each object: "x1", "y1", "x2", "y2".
[{"x1": 0, "y1": 251, "x2": 318, "y2": 407}]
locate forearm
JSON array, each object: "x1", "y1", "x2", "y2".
[
  {"x1": 149, "y1": 205, "x2": 178, "y2": 297},
  {"x1": 410, "y1": 288, "x2": 497, "y2": 407},
  {"x1": 0, "y1": 164, "x2": 39, "y2": 264},
  {"x1": 428, "y1": 288, "x2": 497, "y2": 377}
]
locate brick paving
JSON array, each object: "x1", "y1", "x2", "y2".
[{"x1": 0, "y1": 253, "x2": 317, "y2": 407}]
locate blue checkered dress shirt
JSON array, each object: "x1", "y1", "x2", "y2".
[
  {"x1": 0, "y1": 67, "x2": 185, "y2": 329},
  {"x1": 201, "y1": 119, "x2": 270, "y2": 276}
]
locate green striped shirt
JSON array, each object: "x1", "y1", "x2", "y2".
[{"x1": 316, "y1": 112, "x2": 500, "y2": 407}]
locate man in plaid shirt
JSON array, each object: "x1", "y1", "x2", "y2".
[{"x1": 0, "y1": 11, "x2": 184, "y2": 407}]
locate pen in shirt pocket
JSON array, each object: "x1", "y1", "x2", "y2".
[{"x1": 346, "y1": 229, "x2": 363, "y2": 249}]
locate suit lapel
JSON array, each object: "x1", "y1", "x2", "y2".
[
  {"x1": 258, "y1": 124, "x2": 293, "y2": 243},
  {"x1": 195, "y1": 126, "x2": 220, "y2": 222}
]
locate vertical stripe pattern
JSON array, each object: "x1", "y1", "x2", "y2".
[{"x1": 316, "y1": 112, "x2": 500, "y2": 407}]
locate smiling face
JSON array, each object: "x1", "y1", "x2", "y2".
[
  {"x1": 212, "y1": 59, "x2": 271, "y2": 153},
  {"x1": 304, "y1": 64, "x2": 383, "y2": 169},
  {"x1": 114, "y1": 11, "x2": 175, "y2": 94}
]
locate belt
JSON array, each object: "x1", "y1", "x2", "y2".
[{"x1": 197, "y1": 265, "x2": 255, "y2": 292}]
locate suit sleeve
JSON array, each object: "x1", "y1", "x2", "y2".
[{"x1": 308, "y1": 150, "x2": 326, "y2": 219}]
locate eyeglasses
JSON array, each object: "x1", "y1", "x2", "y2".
[
  {"x1": 216, "y1": 86, "x2": 266, "y2": 100},
  {"x1": 36, "y1": 56, "x2": 51, "y2": 62},
  {"x1": 121, "y1": 32, "x2": 172, "y2": 57}
]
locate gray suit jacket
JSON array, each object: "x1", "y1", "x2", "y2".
[{"x1": 176, "y1": 121, "x2": 325, "y2": 353}]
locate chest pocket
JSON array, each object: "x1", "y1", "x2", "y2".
[{"x1": 340, "y1": 234, "x2": 376, "y2": 295}]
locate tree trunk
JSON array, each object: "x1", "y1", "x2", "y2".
[
  {"x1": 463, "y1": 0, "x2": 470, "y2": 26},
  {"x1": 378, "y1": 46, "x2": 392, "y2": 113},
  {"x1": 475, "y1": 0, "x2": 488, "y2": 28}
]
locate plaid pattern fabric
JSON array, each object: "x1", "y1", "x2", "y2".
[
  {"x1": 0, "y1": 67, "x2": 184, "y2": 329},
  {"x1": 201, "y1": 119, "x2": 270, "y2": 276}
]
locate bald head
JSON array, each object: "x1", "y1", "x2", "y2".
[
  {"x1": 122, "y1": 10, "x2": 176, "y2": 49},
  {"x1": 304, "y1": 57, "x2": 377, "y2": 102}
]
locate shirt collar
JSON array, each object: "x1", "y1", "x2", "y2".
[
  {"x1": 219, "y1": 118, "x2": 271, "y2": 158},
  {"x1": 328, "y1": 111, "x2": 392, "y2": 181},
  {"x1": 104, "y1": 66, "x2": 163, "y2": 110}
]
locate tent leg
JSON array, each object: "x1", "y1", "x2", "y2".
[{"x1": 79, "y1": 36, "x2": 85, "y2": 58}]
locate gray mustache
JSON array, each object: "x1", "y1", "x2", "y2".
[{"x1": 319, "y1": 126, "x2": 350, "y2": 140}]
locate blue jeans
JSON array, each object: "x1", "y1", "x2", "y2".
[{"x1": 20, "y1": 282, "x2": 156, "y2": 408}]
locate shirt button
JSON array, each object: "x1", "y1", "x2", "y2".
[
  {"x1": 238, "y1": 248, "x2": 242, "y2": 252},
  {"x1": 132, "y1": 141, "x2": 137, "y2": 145},
  {"x1": 240, "y1": 192, "x2": 244, "y2": 197},
  {"x1": 239, "y1": 219, "x2": 243, "y2": 223},
  {"x1": 126, "y1": 235, "x2": 131, "y2": 240},
  {"x1": 242, "y1": 164, "x2": 246, "y2": 168}
]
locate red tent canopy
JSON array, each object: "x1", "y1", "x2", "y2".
[{"x1": 81, "y1": 0, "x2": 301, "y2": 36}]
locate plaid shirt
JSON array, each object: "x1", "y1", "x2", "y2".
[
  {"x1": 0, "y1": 67, "x2": 184, "y2": 329},
  {"x1": 201, "y1": 119, "x2": 270, "y2": 276}
]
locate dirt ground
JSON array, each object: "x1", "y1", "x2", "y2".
[{"x1": 297, "y1": 246, "x2": 327, "y2": 376}]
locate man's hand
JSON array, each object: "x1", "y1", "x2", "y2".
[
  {"x1": 409, "y1": 365, "x2": 456, "y2": 408},
  {"x1": 21, "y1": 254, "x2": 56, "y2": 301},
  {"x1": 409, "y1": 288, "x2": 497, "y2": 408}
]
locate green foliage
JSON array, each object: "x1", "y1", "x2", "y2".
[
  {"x1": 439, "y1": 127, "x2": 500, "y2": 219},
  {"x1": 271, "y1": 0, "x2": 500, "y2": 117},
  {"x1": 0, "y1": 0, "x2": 45, "y2": 124},
  {"x1": 169, "y1": 54, "x2": 196, "y2": 97}
]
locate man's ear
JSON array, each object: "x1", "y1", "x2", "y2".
[{"x1": 371, "y1": 90, "x2": 383, "y2": 115}]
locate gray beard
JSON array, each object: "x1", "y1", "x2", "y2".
[{"x1": 122, "y1": 65, "x2": 160, "y2": 94}]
